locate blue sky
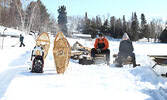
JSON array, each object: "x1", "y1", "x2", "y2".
[{"x1": 40, "y1": 0, "x2": 167, "y2": 21}]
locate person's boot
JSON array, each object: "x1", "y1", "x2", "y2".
[
  {"x1": 91, "y1": 54, "x2": 95, "y2": 61},
  {"x1": 133, "y1": 64, "x2": 137, "y2": 68},
  {"x1": 115, "y1": 62, "x2": 123, "y2": 67},
  {"x1": 106, "y1": 55, "x2": 110, "y2": 65},
  {"x1": 107, "y1": 60, "x2": 110, "y2": 65},
  {"x1": 133, "y1": 61, "x2": 137, "y2": 68}
]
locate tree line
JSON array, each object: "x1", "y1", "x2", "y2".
[
  {"x1": 78, "y1": 12, "x2": 166, "y2": 42},
  {"x1": 0, "y1": 1, "x2": 166, "y2": 42}
]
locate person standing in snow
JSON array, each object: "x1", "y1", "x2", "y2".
[
  {"x1": 91, "y1": 33, "x2": 110, "y2": 65},
  {"x1": 116, "y1": 33, "x2": 137, "y2": 67},
  {"x1": 19, "y1": 34, "x2": 25, "y2": 47}
]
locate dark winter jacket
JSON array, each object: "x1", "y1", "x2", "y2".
[
  {"x1": 119, "y1": 40, "x2": 134, "y2": 55},
  {"x1": 20, "y1": 36, "x2": 24, "y2": 43}
]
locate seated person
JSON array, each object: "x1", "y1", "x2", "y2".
[
  {"x1": 91, "y1": 33, "x2": 110, "y2": 64},
  {"x1": 116, "y1": 33, "x2": 137, "y2": 67}
]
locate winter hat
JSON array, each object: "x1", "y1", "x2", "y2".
[
  {"x1": 99, "y1": 33, "x2": 104, "y2": 37},
  {"x1": 122, "y1": 33, "x2": 129, "y2": 40}
]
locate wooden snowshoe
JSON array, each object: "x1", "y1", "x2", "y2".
[
  {"x1": 36, "y1": 32, "x2": 50, "y2": 60},
  {"x1": 53, "y1": 32, "x2": 71, "y2": 74}
]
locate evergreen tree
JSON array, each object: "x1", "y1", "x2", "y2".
[
  {"x1": 101, "y1": 19, "x2": 109, "y2": 36},
  {"x1": 95, "y1": 16, "x2": 102, "y2": 33},
  {"x1": 39, "y1": 0, "x2": 50, "y2": 32},
  {"x1": 115, "y1": 18, "x2": 123, "y2": 38},
  {"x1": 110, "y1": 16, "x2": 116, "y2": 38},
  {"x1": 85, "y1": 12, "x2": 88, "y2": 21},
  {"x1": 140, "y1": 13, "x2": 147, "y2": 39},
  {"x1": 126, "y1": 21, "x2": 131, "y2": 38},
  {"x1": 90, "y1": 18, "x2": 97, "y2": 38},
  {"x1": 57, "y1": 5, "x2": 68, "y2": 37},
  {"x1": 131, "y1": 12, "x2": 134, "y2": 21},
  {"x1": 144, "y1": 24, "x2": 151, "y2": 42},
  {"x1": 82, "y1": 12, "x2": 91, "y2": 34},
  {"x1": 159, "y1": 27, "x2": 167, "y2": 43},
  {"x1": 131, "y1": 12, "x2": 139, "y2": 41},
  {"x1": 141, "y1": 13, "x2": 147, "y2": 29},
  {"x1": 122, "y1": 15, "x2": 127, "y2": 33}
]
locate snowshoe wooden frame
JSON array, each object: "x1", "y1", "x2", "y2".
[
  {"x1": 36, "y1": 32, "x2": 50, "y2": 60},
  {"x1": 53, "y1": 31, "x2": 71, "y2": 74}
]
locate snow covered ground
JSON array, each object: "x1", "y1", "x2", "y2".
[{"x1": 0, "y1": 27, "x2": 167, "y2": 100}]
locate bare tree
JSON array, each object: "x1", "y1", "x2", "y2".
[
  {"x1": 48, "y1": 14, "x2": 58, "y2": 35},
  {"x1": 13, "y1": 0, "x2": 25, "y2": 31},
  {"x1": 150, "y1": 18, "x2": 163, "y2": 42},
  {"x1": 12, "y1": 0, "x2": 40, "y2": 34},
  {"x1": 26, "y1": 1, "x2": 39, "y2": 34},
  {"x1": 68, "y1": 16, "x2": 84, "y2": 34},
  {"x1": 0, "y1": 0, "x2": 11, "y2": 26}
]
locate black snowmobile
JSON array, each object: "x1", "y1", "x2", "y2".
[
  {"x1": 30, "y1": 45, "x2": 44, "y2": 73},
  {"x1": 31, "y1": 55, "x2": 44, "y2": 73}
]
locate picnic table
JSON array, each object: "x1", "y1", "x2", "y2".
[
  {"x1": 148, "y1": 55, "x2": 167, "y2": 76},
  {"x1": 148, "y1": 55, "x2": 167, "y2": 68}
]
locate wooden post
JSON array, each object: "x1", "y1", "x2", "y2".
[{"x1": 2, "y1": 28, "x2": 7, "y2": 49}]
